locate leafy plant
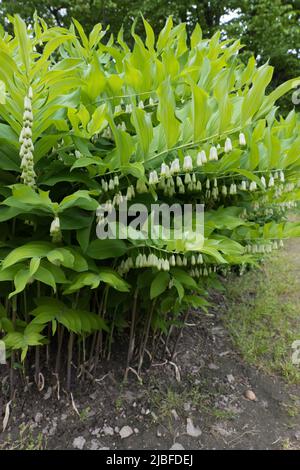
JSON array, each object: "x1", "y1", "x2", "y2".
[{"x1": 0, "y1": 14, "x2": 299, "y2": 391}]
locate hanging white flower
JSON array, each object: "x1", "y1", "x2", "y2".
[
  {"x1": 50, "y1": 216, "x2": 60, "y2": 234},
  {"x1": 209, "y1": 146, "x2": 218, "y2": 161},
  {"x1": 170, "y1": 158, "x2": 180, "y2": 174},
  {"x1": 261, "y1": 176, "x2": 266, "y2": 188},
  {"x1": 149, "y1": 170, "x2": 159, "y2": 185},
  {"x1": 224, "y1": 137, "x2": 232, "y2": 153},
  {"x1": 240, "y1": 180, "x2": 247, "y2": 191},
  {"x1": 196, "y1": 152, "x2": 203, "y2": 166},
  {"x1": 239, "y1": 132, "x2": 246, "y2": 146},
  {"x1": 183, "y1": 155, "x2": 193, "y2": 171}
]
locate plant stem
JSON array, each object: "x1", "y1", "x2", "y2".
[
  {"x1": 124, "y1": 288, "x2": 138, "y2": 381},
  {"x1": 55, "y1": 325, "x2": 64, "y2": 374},
  {"x1": 138, "y1": 300, "x2": 155, "y2": 375},
  {"x1": 67, "y1": 332, "x2": 74, "y2": 391}
]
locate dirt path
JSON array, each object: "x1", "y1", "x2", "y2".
[{"x1": 1, "y1": 240, "x2": 300, "y2": 450}]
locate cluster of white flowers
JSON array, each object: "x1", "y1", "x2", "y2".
[
  {"x1": 284, "y1": 182, "x2": 295, "y2": 193},
  {"x1": 229, "y1": 183, "x2": 238, "y2": 195},
  {"x1": 115, "y1": 100, "x2": 146, "y2": 116},
  {"x1": 50, "y1": 216, "x2": 62, "y2": 243},
  {"x1": 117, "y1": 121, "x2": 127, "y2": 132},
  {"x1": 101, "y1": 175, "x2": 120, "y2": 192},
  {"x1": 279, "y1": 201, "x2": 297, "y2": 209},
  {"x1": 118, "y1": 252, "x2": 204, "y2": 274},
  {"x1": 19, "y1": 87, "x2": 36, "y2": 187},
  {"x1": 244, "y1": 239, "x2": 284, "y2": 254},
  {"x1": 190, "y1": 265, "x2": 216, "y2": 277}
]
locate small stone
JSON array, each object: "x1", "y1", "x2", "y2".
[
  {"x1": 244, "y1": 390, "x2": 257, "y2": 401},
  {"x1": 171, "y1": 409, "x2": 179, "y2": 420},
  {"x1": 294, "y1": 431, "x2": 300, "y2": 441},
  {"x1": 134, "y1": 428, "x2": 139, "y2": 434},
  {"x1": 119, "y1": 426, "x2": 133, "y2": 439},
  {"x1": 186, "y1": 418, "x2": 202, "y2": 438},
  {"x1": 208, "y1": 363, "x2": 219, "y2": 370},
  {"x1": 61, "y1": 414, "x2": 67, "y2": 421},
  {"x1": 227, "y1": 374, "x2": 235, "y2": 384},
  {"x1": 184, "y1": 402, "x2": 191, "y2": 412},
  {"x1": 170, "y1": 443, "x2": 185, "y2": 450},
  {"x1": 89, "y1": 439, "x2": 99, "y2": 450},
  {"x1": 114, "y1": 426, "x2": 119, "y2": 433},
  {"x1": 35, "y1": 412, "x2": 43, "y2": 424},
  {"x1": 91, "y1": 428, "x2": 101, "y2": 436},
  {"x1": 73, "y1": 436, "x2": 86, "y2": 450},
  {"x1": 103, "y1": 426, "x2": 114, "y2": 436}
]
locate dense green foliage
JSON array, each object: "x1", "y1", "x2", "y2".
[
  {"x1": 0, "y1": 0, "x2": 299, "y2": 111},
  {"x1": 0, "y1": 15, "x2": 299, "y2": 389}
]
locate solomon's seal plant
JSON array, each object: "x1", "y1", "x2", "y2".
[{"x1": 0, "y1": 15, "x2": 299, "y2": 391}]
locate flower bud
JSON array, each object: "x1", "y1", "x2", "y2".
[
  {"x1": 268, "y1": 176, "x2": 274, "y2": 188},
  {"x1": 176, "y1": 255, "x2": 183, "y2": 266},
  {"x1": 221, "y1": 185, "x2": 227, "y2": 196},
  {"x1": 170, "y1": 255, "x2": 176, "y2": 266},
  {"x1": 184, "y1": 173, "x2": 191, "y2": 184},
  {"x1": 197, "y1": 254, "x2": 203, "y2": 264},
  {"x1": 176, "y1": 176, "x2": 183, "y2": 187}
]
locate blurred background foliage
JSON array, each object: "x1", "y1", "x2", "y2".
[{"x1": 0, "y1": 0, "x2": 299, "y2": 111}]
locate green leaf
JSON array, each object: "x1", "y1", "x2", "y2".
[
  {"x1": 2, "y1": 242, "x2": 53, "y2": 269},
  {"x1": 150, "y1": 272, "x2": 170, "y2": 299},
  {"x1": 86, "y1": 239, "x2": 127, "y2": 260},
  {"x1": 241, "y1": 64, "x2": 273, "y2": 124},
  {"x1": 0, "y1": 80, "x2": 6, "y2": 104},
  {"x1": 157, "y1": 77, "x2": 181, "y2": 149}
]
